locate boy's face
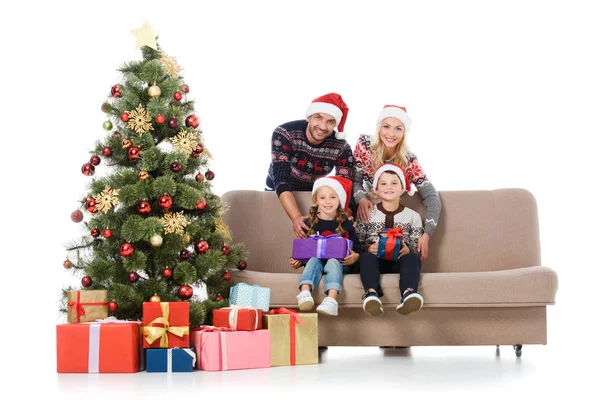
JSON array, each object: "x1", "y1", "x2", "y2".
[{"x1": 375, "y1": 172, "x2": 405, "y2": 201}]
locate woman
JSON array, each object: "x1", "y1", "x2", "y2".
[{"x1": 352, "y1": 105, "x2": 441, "y2": 260}]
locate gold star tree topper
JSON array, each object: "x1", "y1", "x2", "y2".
[{"x1": 131, "y1": 20, "x2": 159, "y2": 50}]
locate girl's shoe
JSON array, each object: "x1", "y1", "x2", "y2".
[
  {"x1": 297, "y1": 290, "x2": 314, "y2": 311},
  {"x1": 362, "y1": 291, "x2": 384, "y2": 316},
  {"x1": 396, "y1": 290, "x2": 424, "y2": 315},
  {"x1": 316, "y1": 297, "x2": 338, "y2": 316}
]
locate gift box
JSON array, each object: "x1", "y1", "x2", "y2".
[
  {"x1": 193, "y1": 326, "x2": 271, "y2": 371},
  {"x1": 263, "y1": 308, "x2": 318, "y2": 366},
  {"x1": 67, "y1": 290, "x2": 108, "y2": 323},
  {"x1": 292, "y1": 234, "x2": 352, "y2": 263},
  {"x1": 229, "y1": 283, "x2": 270, "y2": 312},
  {"x1": 142, "y1": 302, "x2": 190, "y2": 349},
  {"x1": 376, "y1": 227, "x2": 404, "y2": 262},
  {"x1": 146, "y1": 348, "x2": 196, "y2": 372},
  {"x1": 213, "y1": 306, "x2": 263, "y2": 331},
  {"x1": 56, "y1": 318, "x2": 142, "y2": 373}
]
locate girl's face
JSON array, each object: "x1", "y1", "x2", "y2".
[
  {"x1": 378, "y1": 117, "x2": 405, "y2": 149},
  {"x1": 375, "y1": 172, "x2": 405, "y2": 202},
  {"x1": 315, "y1": 186, "x2": 340, "y2": 219}
]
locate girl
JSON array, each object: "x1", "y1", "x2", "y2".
[{"x1": 290, "y1": 176, "x2": 360, "y2": 316}]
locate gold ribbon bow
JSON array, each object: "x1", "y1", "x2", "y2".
[{"x1": 142, "y1": 302, "x2": 190, "y2": 347}]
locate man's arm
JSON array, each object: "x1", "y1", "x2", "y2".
[{"x1": 279, "y1": 191, "x2": 309, "y2": 239}]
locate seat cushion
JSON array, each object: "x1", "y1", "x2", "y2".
[{"x1": 230, "y1": 266, "x2": 558, "y2": 308}]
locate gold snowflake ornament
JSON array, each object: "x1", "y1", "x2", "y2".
[
  {"x1": 160, "y1": 54, "x2": 183, "y2": 76},
  {"x1": 94, "y1": 186, "x2": 120, "y2": 213},
  {"x1": 171, "y1": 129, "x2": 199, "y2": 154},
  {"x1": 126, "y1": 104, "x2": 154, "y2": 136},
  {"x1": 214, "y1": 217, "x2": 232, "y2": 242},
  {"x1": 162, "y1": 211, "x2": 189, "y2": 235}
]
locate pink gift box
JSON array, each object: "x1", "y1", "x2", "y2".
[{"x1": 193, "y1": 328, "x2": 270, "y2": 371}]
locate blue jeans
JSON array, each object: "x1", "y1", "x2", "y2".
[{"x1": 299, "y1": 258, "x2": 351, "y2": 295}]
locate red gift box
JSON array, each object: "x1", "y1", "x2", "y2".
[
  {"x1": 142, "y1": 302, "x2": 190, "y2": 349},
  {"x1": 213, "y1": 307, "x2": 263, "y2": 331}
]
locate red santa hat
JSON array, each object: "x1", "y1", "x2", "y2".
[
  {"x1": 312, "y1": 176, "x2": 353, "y2": 210},
  {"x1": 305, "y1": 93, "x2": 349, "y2": 140},
  {"x1": 376, "y1": 105, "x2": 412, "y2": 132},
  {"x1": 372, "y1": 163, "x2": 416, "y2": 196}
]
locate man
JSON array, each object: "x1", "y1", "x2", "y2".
[{"x1": 266, "y1": 93, "x2": 354, "y2": 238}]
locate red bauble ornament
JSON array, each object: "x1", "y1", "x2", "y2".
[
  {"x1": 158, "y1": 195, "x2": 173, "y2": 210},
  {"x1": 137, "y1": 201, "x2": 151, "y2": 215},
  {"x1": 120, "y1": 112, "x2": 130, "y2": 122},
  {"x1": 120, "y1": 243, "x2": 135, "y2": 257},
  {"x1": 182, "y1": 85, "x2": 190, "y2": 93},
  {"x1": 195, "y1": 173, "x2": 205, "y2": 182},
  {"x1": 90, "y1": 155, "x2": 101, "y2": 166},
  {"x1": 102, "y1": 146, "x2": 112, "y2": 157},
  {"x1": 171, "y1": 162, "x2": 182, "y2": 172},
  {"x1": 81, "y1": 163, "x2": 95, "y2": 176},
  {"x1": 205, "y1": 170, "x2": 215, "y2": 181},
  {"x1": 195, "y1": 197, "x2": 207, "y2": 210},
  {"x1": 85, "y1": 198, "x2": 97, "y2": 213},
  {"x1": 81, "y1": 276, "x2": 93, "y2": 287},
  {"x1": 71, "y1": 210, "x2": 84, "y2": 223},
  {"x1": 221, "y1": 245, "x2": 230, "y2": 256},
  {"x1": 128, "y1": 272, "x2": 140, "y2": 283},
  {"x1": 156, "y1": 114, "x2": 166, "y2": 124},
  {"x1": 108, "y1": 301, "x2": 118, "y2": 312},
  {"x1": 194, "y1": 144, "x2": 204, "y2": 154},
  {"x1": 173, "y1": 91, "x2": 183, "y2": 101},
  {"x1": 63, "y1": 259, "x2": 71, "y2": 269},
  {"x1": 237, "y1": 260, "x2": 247, "y2": 270},
  {"x1": 91, "y1": 228, "x2": 100, "y2": 237},
  {"x1": 162, "y1": 267, "x2": 173, "y2": 279},
  {"x1": 179, "y1": 249, "x2": 191, "y2": 260},
  {"x1": 195, "y1": 240, "x2": 209, "y2": 254},
  {"x1": 215, "y1": 294, "x2": 224, "y2": 301},
  {"x1": 103, "y1": 228, "x2": 113, "y2": 239},
  {"x1": 111, "y1": 84, "x2": 122, "y2": 97},
  {"x1": 178, "y1": 284, "x2": 193, "y2": 300},
  {"x1": 223, "y1": 271, "x2": 231, "y2": 281},
  {"x1": 168, "y1": 119, "x2": 179, "y2": 129},
  {"x1": 113, "y1": 131, "x2": 120, "y2": 137},
  {"x1": 128, "y1": 146, "x2": 141, "y2": 160},
  {"x1": 101, "y1": 102, "x2": 111, "y2": 113},
  {"x1": 185, "y1": 114, "x2": 200, "y2": 129}
]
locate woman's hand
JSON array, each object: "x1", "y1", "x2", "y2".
[
  {"x1": 357, "y1": 198, "x2": 374, "y2": 221},
  {"x1": 368, "y1": 242, "x2": 378, "y2": 255},
  {"x1": 289, "y1": 258, "x2": 302, "y2": 269},
  {"x1": 341, "y1": 250, "x2": 360, "y2": 266},
  {"x1": 417, "y1": 233, "x2": 430, "y2": 261},
  {"x1": 293, "y1": 215, "x2": 310, "y2": 238},
  {"x1": 398, "y1": 240, "x2": 410, "y2": 257}
]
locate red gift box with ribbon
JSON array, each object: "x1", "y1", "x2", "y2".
[
  {"x1": 212, "y1": 306, "x2": 263, "y2": 331},
  {"x1": 376, "y1": 227, "x2": 404, "y2": 261},
  {"x1": 142, "y1": 302, "x2": 190, "y2": 349},
  {"x1": 263, "y1": 308, "x2": 318, "y2": 366}
]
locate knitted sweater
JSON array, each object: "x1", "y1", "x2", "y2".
[
  {"x1": 356, "y1": 204, "x2": 424, "y2": 252},
  {"x1": 304, "y1": 217, "x2": 362, "y2": 255},
  {"x1": 267, "y1": 120, "x2": 354, "y2": 196},
  {"x1": 352, "y1": 134, "x2": 441, "y2": 237}
]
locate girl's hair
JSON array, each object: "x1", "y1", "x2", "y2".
[
  {"x1": 370, "y1": 121, "x2": 409, "y2": 171},
  {"x1": 306, "y1": 189, "x2": 347, "y2": 236}
]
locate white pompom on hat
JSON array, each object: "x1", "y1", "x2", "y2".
[
  {"x1": 376, "y1": 105, "x2": 412, "y2": 132},
  {"x1": 312, "y1": 176, "x2": 353, "y2": 210},
  {"x1": 305, "y1": 93, "x2": 349, "y2": 140},
  {"x1": 372, "y1": 163, "x2": 416, "y2": 196}
]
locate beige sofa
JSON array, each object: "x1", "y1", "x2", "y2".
[{"x1": 222, "y1": 189, "x2": 558, "y2": 356}]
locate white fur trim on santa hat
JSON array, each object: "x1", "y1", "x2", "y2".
[
  {"x1": 306, "y1": 102, "x2": 343, "y2": 127},
  {"x1": 373, "y1": 164, "x2": 416, "y2": 196},
  {"x1": 376, "y1": 107, "x2": 412, "y2": 132},
  {"x1": 335, "y1": 131, "x2": 346, "y2": 140},
  {"x1": 312, "y1": 177, "x2": 347, "y2": 210}
]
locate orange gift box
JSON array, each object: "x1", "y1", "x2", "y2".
[
  {"x1": 213, "y1": 307, "x2": 263, "y2": 331},
  {"x1": 56, "y1": 320, "x2": 141, "y2": 373},
  {"x1": 142, "y1": 302, "x2": 190, "y2": 349}
]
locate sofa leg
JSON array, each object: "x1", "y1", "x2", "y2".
[
  {"x1": 513, "y1": 344, "x2": 523, "y2": 357},
  {"x1": 318, "y1": 346, "x2": 328, "y2": 350}
]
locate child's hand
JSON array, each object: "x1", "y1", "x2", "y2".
[
  {"x1": 341, "y1": 250, "x2": 359, "y2": 265},
  {"x1": 368, "y1": 242, "x2": 378, "y2": 255},
  {"x1": 289, "y1": 258, "x2": 302, "y2": 269},
  {"x1": 398, "y1": 241, "x2": 410, "y2": 258}
]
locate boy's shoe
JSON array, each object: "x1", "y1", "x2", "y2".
[
  {"x1": 297, "y1": 290, "x2": 314, "y2": 311},
  {"x1": 395, "y1": 290, "x2": 424, "y2": 315},
  {"x1": 316, "y1": 297, "x2": 338, "y2": 316},
  {"x1": 362, "y1": 291, "x2": 384, "y2": 316}
]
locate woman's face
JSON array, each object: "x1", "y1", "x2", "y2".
[{"x1": 378, "y1": 117, "x2": 405, "y2": 149}]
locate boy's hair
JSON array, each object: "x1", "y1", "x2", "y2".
[
  {"x1": 306, "y1": 190, "x2": 347, "y2": 236},
  {"x1": 375, "y1": 170, "x2": 403, "y2": 190}
]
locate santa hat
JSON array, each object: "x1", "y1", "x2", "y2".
[
  {"x1": 305, "y1": 93, "x2": 349, "y2": 140},
  {"x1": 372, "y1": 164, "x2": 416, "y2": 196},
  {"x1": 376, "y1": 105, "x2": 412, "y2": 132},
  {"x1": 312, "y1": 176, "x2": 353, "y2": 210}
]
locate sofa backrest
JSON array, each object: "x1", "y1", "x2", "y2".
[{"x1": 220, "y1": 189, "x2": 541, "y2": 274}]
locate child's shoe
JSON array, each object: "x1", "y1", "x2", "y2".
[
  {"x1": 297, "y1": 290, "x2": 314, "y2": 311},
  {"x1": 362, "y1": 291, "x2": 383, "y2": 316},
  {"x1": 316, "y1": 297, "x2": 338, "y2": 316},
  {"x1": 395, "y1": 290, "x2": 424, "y2": 315}
]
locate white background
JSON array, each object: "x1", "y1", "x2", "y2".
[{"x1": 1, "y1": 0, "x2": 598, "y2": 397}]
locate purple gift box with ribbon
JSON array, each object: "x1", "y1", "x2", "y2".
[{"x1": 292, "y1": 234, "x2": 352, "y2": 263}]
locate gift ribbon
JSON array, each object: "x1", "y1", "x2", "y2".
[
  {"x1": 84, "y1": 317, "x2": 140, "y2": 373},
  {"x1": 382, "y1": 227, "x2": 404, "y2": 260},
  {"x1": 68, "y1": 291, "x2": 108, "y2": 323},
  {"x1": 267, "y1": 308, "x2": 305, "y2": 365},
  {"x1": 166, "y1": 348, "x2": 197, "y2": 373},
  {"x1": 194, "y1": 325, "x2": 234, "y2": 371},
  {"x1": 142, "y1": 302, "x2": 190, "y2": 347},
  {"x1": 222, "y1": 305, "x2": 259, "y2": 330},
  {"x1": 310, "y1": 233, "x2": 341, "y2": 259}
]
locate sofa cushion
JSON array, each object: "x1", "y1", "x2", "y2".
[{"x1": 230, "y1": 265, "x2": 558, "y2": 308}]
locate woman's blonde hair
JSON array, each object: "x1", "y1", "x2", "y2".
[
  {"x1": 370, "y1": 120, "x2": 409, "y2": 171},
  {"x1": 306, "y1": 189, "x2": 347, "y2": 236}
]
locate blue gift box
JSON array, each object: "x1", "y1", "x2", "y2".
[
  {"x1": 376, "y1": 228, "x2": 404, "y2": 262},
  {"x1": 229, "y1": 283, "x2": 270, "y2": 312},
  {"x1": 146, "y1": 348, "x2": 196, "y2": 372}
]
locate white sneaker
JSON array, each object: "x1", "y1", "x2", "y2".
[
  {"x1": 362, "y1": 292, "x2": 384, "y2": 316},
  {"x1": 316, "y1": 297, "x2": 338, "y2": 316},
  {"x1": 297, "y1": 290, "x2": 314, "y2": 311},
  {"x1": 396, "y1": 291, "x2": 424, "y2": 315}
]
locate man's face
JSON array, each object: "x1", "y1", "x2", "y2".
[{"x1": 306, "y1": 113, "x2": 336, "y2": 144}]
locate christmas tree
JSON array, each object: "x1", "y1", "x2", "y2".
[{"x1": 61, "y1": 22, "x2": 246, "y2": 328}]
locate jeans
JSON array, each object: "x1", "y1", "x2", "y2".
[
  {"x1": 299, "y1": 258, "x2": 352, "y2": 295},
  {"x1": 359, "y1": 252, "x2": 421, "y2": 297}
]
